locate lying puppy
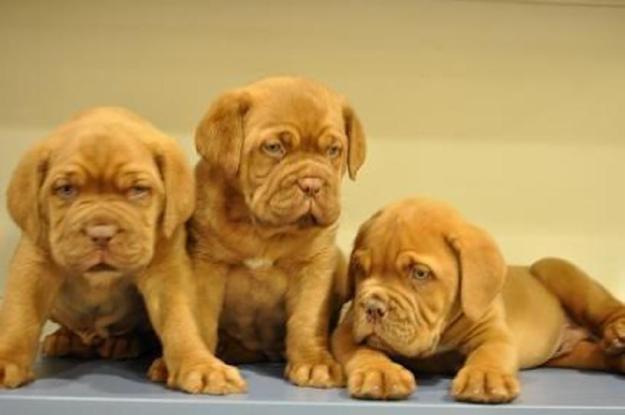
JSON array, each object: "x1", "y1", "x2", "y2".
[
  {"x1": 149, "y1": 77, "x2": 366, "y2": 393},
  {"x1": 0, "y1": 108, "x2": 214, "y2": 390},
  {"x1": 333, "y1": 197, "x2": 625, "y2": 403}
]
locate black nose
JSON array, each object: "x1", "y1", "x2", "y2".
[{"x1": 364, "y1": 297, "x2": 387, "y2": 321}]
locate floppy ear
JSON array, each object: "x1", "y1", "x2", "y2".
[
  {"x1": 153, "y1": 139, "x2": 196, "y2": 238},
  {"x1": 195, "y1": 90, "x2": 251, "y2": 178},
  {"x1": 345, "y1": 208, "x2": 383, "y2": 295},
  {"x1": 447, "y1": 223, "x2": 507, "y2": 322},
  {"x1": 348, "y1": 248, "x2": 372, "y2": 291},
  {"x1": 342, "y1": 103, "x2": 366, "y2": 180},
  {"x1": 6, "y1": 142, "x2": 51, "y2": 245}
]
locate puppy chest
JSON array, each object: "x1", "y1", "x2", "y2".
[
  {"x1": 50, "y1": 277, "x2": 148, "y2": 341},
  {"x1": 220, "y1": 266, "x2": 289, "y2": 354}
]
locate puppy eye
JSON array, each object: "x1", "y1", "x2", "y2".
[
  {"x1": 127, "y1": 185, "x2": 151, "y2": 200},
  {"x1": 262, "y1": 141, "x2": 286, "y2": 158},
  {"x1": 326, "y1": 144, "x2": 342, "y2": 158},
  {"x1": 411, "y1": 263, "x2": 431, "y2": 281},
  {"x1": 55, "y1": 183, "x2": 78, "y2": 200}
]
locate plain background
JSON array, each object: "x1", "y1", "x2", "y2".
[{"x1": 1, "y1": 0, "x2": 624, "y2": 299}]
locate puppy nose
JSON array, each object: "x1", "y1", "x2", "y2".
[
  {"x1": 86, "y1": 224, "x2": 119, "y2": 247},
  {"x1": 364, "y1": 297, "x2": 387, "y2": 321},
  {"x1": 297, "y1": 177, "x2": 323, "y2": 196}
]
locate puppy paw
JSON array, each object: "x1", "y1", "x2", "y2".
[
  {"x1": 97, "y1": 335, "x2": 141, "y2": 359},
  {"x1": 602, "y1": 314, "x2": 625, "y2": 355},
  {"x1": 0, "y1": 358, "x2": 34, "y2": 388},
  {"x1": 452, "y1": 366, "x2": 519, "y2": 403},
  {"x1": 285, "y1": 354, "x2": 345, "y2": 388},
  {"x1": 42, "y1": 329, "x2": 95, "y2": 358},
  {"x1": 167, "y1": 359, "x2": 247, "y2": 395},
  {"x1": 147, "y1": 357, "x2": 169, "y2": 383},
  {"x1": 348, "y1": 362, "x2": 416, "y2": 400}
]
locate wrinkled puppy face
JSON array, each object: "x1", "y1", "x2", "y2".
[
  {"x1": 240, "y1": 86, "x2": 346, "y2": 227},
  {"x1": 350, "y1": 202, "x2": 460, "y2": 358},
  {"x1": 7, "y1": 108, "x2": 194, "y2": 282},
  {"x1": 196, "y1": 77, "x2": 366, "y2": 229},
  {"x1": 349, "y1": 199, "x2": 506, "y2": 358},
  {"x1": 41, "y1": 134, "x2": 165, "y2": 276}
]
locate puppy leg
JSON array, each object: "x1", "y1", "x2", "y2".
[
  {"x1": 285, "y1": 258, "x2": 344, "y2": 388},
  {"x1": 531, "y1": 258, "x2": 625, "y2": 354},
  {"x1": 42, "y1": 327, "x2": 96, "y2": 358},
  {"x1": 165, "y1": 257, "x2": 246, "y2": 393},
  {"x1": 193, "y1": 260, "x2": 228, "y2": 354},
  {"x1": 452, "y1": 328, "x2": 520, "y2": 403},
  {"x1": 332, "y1": 310, "x2": 416, "y2": 400},
  {"x1": 0, "y1": 238, "x2": 64, "y2": 388},
  {"x1": 97, "y1": 332, "x2": 154, "y2": 359},
  {"x1": 43, "y1": 327, "x2": 153, "y2": 360},
  {"x1": 545, "y1": 340, "x2": 625, "y2": 372},
  {"x1": 147, "y1": 356, "x2": 168, "y2": 382},
  {"x1": 138, "y1": 238, "x2": 246, "y2": 395}
]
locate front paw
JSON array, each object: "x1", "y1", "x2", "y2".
[
  {"x1": 348, "y1": 362, "x2": 416, "y2": 400},
  {"x1": 0, "y1": 358, "x2": 34, "y2": 388},
  {"x1": 147, "y1": 356, "x2": 169, "y2": 383},
  {"x1": 165, "y1": 358, "x2": 247, "y2": 395},
  {"x1": 602, "y1": 314, "x2": 625, "y2": 355},
  {"x1": 286, "y1": 354, "x2": 345, "y2": 388},
  {"x1": 97, "y1": 336, "x2": 141, "y2": 359},
  {"x1": 42, "y1": 329, "x2": 95, "y2": 358},
  {"x1": 452, "y1": 365, "x2": 520, "y2": 403}
]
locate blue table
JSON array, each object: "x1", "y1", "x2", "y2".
[{"x1": 0, "y1": 358, "x2": 624, "y2": 414}]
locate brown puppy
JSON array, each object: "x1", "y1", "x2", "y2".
[
  {"x1": 333, "y1": 197, "x2": 625, "y2": 403},
  {"x1": 149, "y1": 77, "x2": 366, "y2": 392},
  {"x1": 0, "y1": 108, "x2": 217, "y2": 390}
]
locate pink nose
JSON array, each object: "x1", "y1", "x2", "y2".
[
  {"x1": 362, "y1": 296, "x2": 388, "y2": 321},
  {"x1": 297, "y1": 177, "x2": 323, "y2": 196},
  {"x1": 85, "y1": 224, "x2": 119, "y2": 247}
]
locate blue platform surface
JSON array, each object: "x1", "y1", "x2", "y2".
[{"x1": 0, "y1": 358, "x2": 624, "y2": 414}]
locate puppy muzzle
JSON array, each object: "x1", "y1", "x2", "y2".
[
  {"x1": 52, "y1": 204, "x2": 154, "y2": 275},
  {"x1": 250, "y1": 160, "x2": 341, "y2": 227}
]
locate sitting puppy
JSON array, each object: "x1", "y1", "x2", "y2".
[
  {"x1": 149, "y1": 77, "x2": 365, "y2": 393},
  {"x1": 0, "y1": 108, "x2": 214, "y2": 390},
  {"x1": 333, "y1": 197, "x2": 625, "y2": 403}
]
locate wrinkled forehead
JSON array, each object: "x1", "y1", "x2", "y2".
[
  {"x1": 359, "y1": 208, "x2": 457, "y2": 272},
  {"x1": 48, "y1": 132, "x2": 159, "y2": 182},
  {"x1": 245, "y1": 85, "x2": 345, "y2": 139}
]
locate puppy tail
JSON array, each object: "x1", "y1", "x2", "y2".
[{"x1": 530, "y1": 257, "x2": 625, "y2": 335}]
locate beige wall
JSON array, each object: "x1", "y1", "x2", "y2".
[{"x1": 1, "y1": 0, "x2": 624, "y2": 296}]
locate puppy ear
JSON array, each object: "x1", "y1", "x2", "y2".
[
  {"x1": 195, "y1": 90, "x2": 251, "y2": 178},
  {"x1": 348, "y1": 249, "x2": 371, "y2": 290},
  {"x1": 342, "y1": 103, "x2": 366, "y2": 180},
  {"x1": 447, "y1": 224, "x2": 507, "y2": 322},
  {"x1": 346, "y1": 208, "x2": 382, "y2": 294},
  {"x1": 153, "y1": 139, "x2": 195, "y2": 238},
  {"x1": 7, "y1": 142, "x2": 50, "y2": 245}
]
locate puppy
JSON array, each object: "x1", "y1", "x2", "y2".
[
  {"x1": 0, "y1": 108, "x2": 216, "y2": 390},
  {"x1": 149, "y1": 77, "x2": 366, "y2": 392},
  {"x1": 332, "y1": 197, "x2": 625, "y2": 403}
]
